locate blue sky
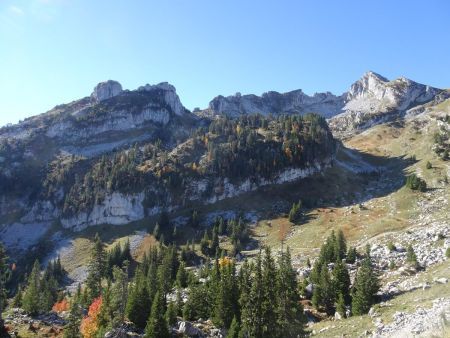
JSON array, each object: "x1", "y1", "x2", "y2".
[{"x1": 1, "y1": 0, "x2": 450, "y2": 126}]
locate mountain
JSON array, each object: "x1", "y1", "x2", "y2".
[
  {"x1": 204, "y1": 89, "x2": 345, "y2": 118},
  {"x1": 203, "y1": 71, "x2": 449, "y2": 138},
  {"x1": 329, "y1": 71, "x2": 449, "y2": 137},
  {"x1": 0, "y1": 80, "x2": 336, "y2": 255}
]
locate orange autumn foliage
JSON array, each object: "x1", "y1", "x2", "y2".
[
  {"x1": 80, "y1": 296, "x2": 102, "y2": 338},
  {"x1": 52, "y1": 298, "x2": 69, "y2": 312}
]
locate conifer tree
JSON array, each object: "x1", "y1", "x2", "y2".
[
  {"x1": 86, "y1": 234, "x2": 106, "y2": 301},
  {"x1": 351, "y1": 257, "x2": 380, "y2": 315},
  {"x1": 213, "y1": 261, "x2": 239, "y2": 328},
  {"x1": 165, "y1": 301, "x2": 177, "y2": 326},
  {"x1": 313, "y1": 265, "x2": 335, "y2": 314},
  {"x1": 111, "y1": 265, "x2": 128, "y2": 325},
  {"x1": 176, "y1": 262, "x2": 188, "y2": 288},
  {"x1": 22, "y1": 260, "x2": 41, "y2": 315},
  {"x1": 64, "y1": 298, "x2": 82, "y2": 338},
  {"x1": 332, "y1": 260, "x2": 351, "y2": 304},
  {"x1": 346, "y1": 246, "x2": 357, "y2": 264},
  {"x1": 145, "y1": 290, "x2": 170, "y2": 338},
  {"x1": 200, "y1": 230, "x2": 210, "y2": 255},
  {"x1": 334, "y1": 230, "x2": 347, "y2": 261},
  {"x1": 226, "y1": 316, "x2": 241, "y2": 338},
  {"x1": 276, "y1": 248, "x2": 305, "y2": 337},
  {"x1": 240, "y1": 252, "x2": 263, "y2": 338},
  {"x1": 126, "y1": 268, "x2": 151, "y2": 329},
  {"x1": 261, "y1": 247, "x2": 279, "y2": 337},
  {"x1": 406, "y1": 244, "x2": 419, "y2": 268},
  {"x1": 336, "y1": 292, "x2": 346, "y2": 318}
]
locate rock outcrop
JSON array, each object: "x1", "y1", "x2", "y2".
[
  {"x1": 206, "y1": 89, "x2": 345, "y2": 118},
  {"x1": 91, "y1": 80, "x2": 123, "y2": 102}
]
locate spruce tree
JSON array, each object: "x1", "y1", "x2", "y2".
[
  {"x1": 332, "y1": 260, "x2": 351, "y2": 304},
  {"x1": 346, "y1": 246, "x2": 357, "y2": 264},
  {"x1": 241, "y1": 252, "x2": 263, "y2": 338},
  {"x1": 336, "y1": 292, "x2": 346, "y2": 318},
  {"x1": 351, "y1": 257, "x2": 380, "y2": 315},
  {"x1": 126, "y1": 268, "x2": 151, "y2": 329},
  {"x1": 145, "y1": 290, "x2": 170, "y2": 338},
  {"x1": 165, "y1": 301, "x2": 177, "y2": 326},
  {"x1": 261, "y1": 247, "x2": 279, "y2": 337},
  {"x1": 86, "y1": 234, "x2": 106, "y2": 301},
  {"x1": 334, "y1": 230, "x2": 347, "y2": 261},
  {"x1": 315, "y1": 265, "x2": 335, "y2": 314},
  {"x1": 111, "y1": 265, "x2": 129, "y2": 325},
  {"x1": 213, "y1": 262, "x2": 239, "y2": 328},
  {"x1": 406, "y1": 244, "x2": 418, "y2": 268},
  {"x1": 176, "y1": 262, "x2": 188, "y2": 288},
  {"x1": 226, "y1": 316, "x2": 241, "y2": 338},
  {"x1": 22, "y1": 260, "x2": 41, "y2": 315},
  {"x1": 276, "y1": 248, "x2": 305, "y2": 337}
]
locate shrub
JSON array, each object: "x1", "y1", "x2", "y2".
[
  {"x1": 387, "y1": 242, "x2": 396, "y2": 252},
  {"x1": 446, "y1": 247, "x2": 450, "y2": 258},
  {"x1": 406, "y1": 174, "x2": 427, "y2": 192},
  {"x1": 426, "y1": 161, "x2": 432, "y2": 169}
]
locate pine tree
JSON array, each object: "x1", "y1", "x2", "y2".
[
  {"x1": 145, "y1": 290, "x2": 170, "y2": 338},
  {"x1": 86, "y1": 234, "x2": 106, "y2": 301},
  {"x1": 226, "y1": 316, "x2": 241, "y2": 338},
  {"x1": 351, "y1": 258, "x2": 380, "y2": 315},
  {"x1": 22, "y1": 260, "x2": 41, "y2": 315}
]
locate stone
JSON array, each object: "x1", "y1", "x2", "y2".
[
  {"x1": 91, "y1": 80, "x2": 122, "y2": 101},
  {"x1": 433, "y1": 277, "x2": 448, "y2": 284}
]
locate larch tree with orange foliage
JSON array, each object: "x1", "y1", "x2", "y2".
[{"x1": 80, "y1": 296, "x2": 102, "y2": 338}]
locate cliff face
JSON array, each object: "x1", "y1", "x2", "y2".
[{"x1": 206, "y1": 89, "x2": 345, "y2": 118}]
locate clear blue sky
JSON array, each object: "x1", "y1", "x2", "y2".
[{"x1": 1, "y1": 0, "x2": 450, "y2": 126}]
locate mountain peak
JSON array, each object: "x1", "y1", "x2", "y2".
[{"x1": 91, "y1": 80, "x2": 123, "y2": 102}]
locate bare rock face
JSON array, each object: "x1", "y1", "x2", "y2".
[
  {"x1": 91, "y1": 80, "x2": 123, "y2": 102},
  {"x1": 206, "y1": 89, "x2": 345, "y2": 118},
  {"x1": 328, "y1": 71, "x2": 446, "y2": 137}
]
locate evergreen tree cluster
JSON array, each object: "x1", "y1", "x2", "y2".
[
  {"x1": 305, "y1": 230, "x2": 379, "y2": 316},
  {"x1": 21, "y1": 258, "x2": 65, "y2": 315},
  {"x1": 184, "y1": 247, "x2": 306, "y2": 338}
]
